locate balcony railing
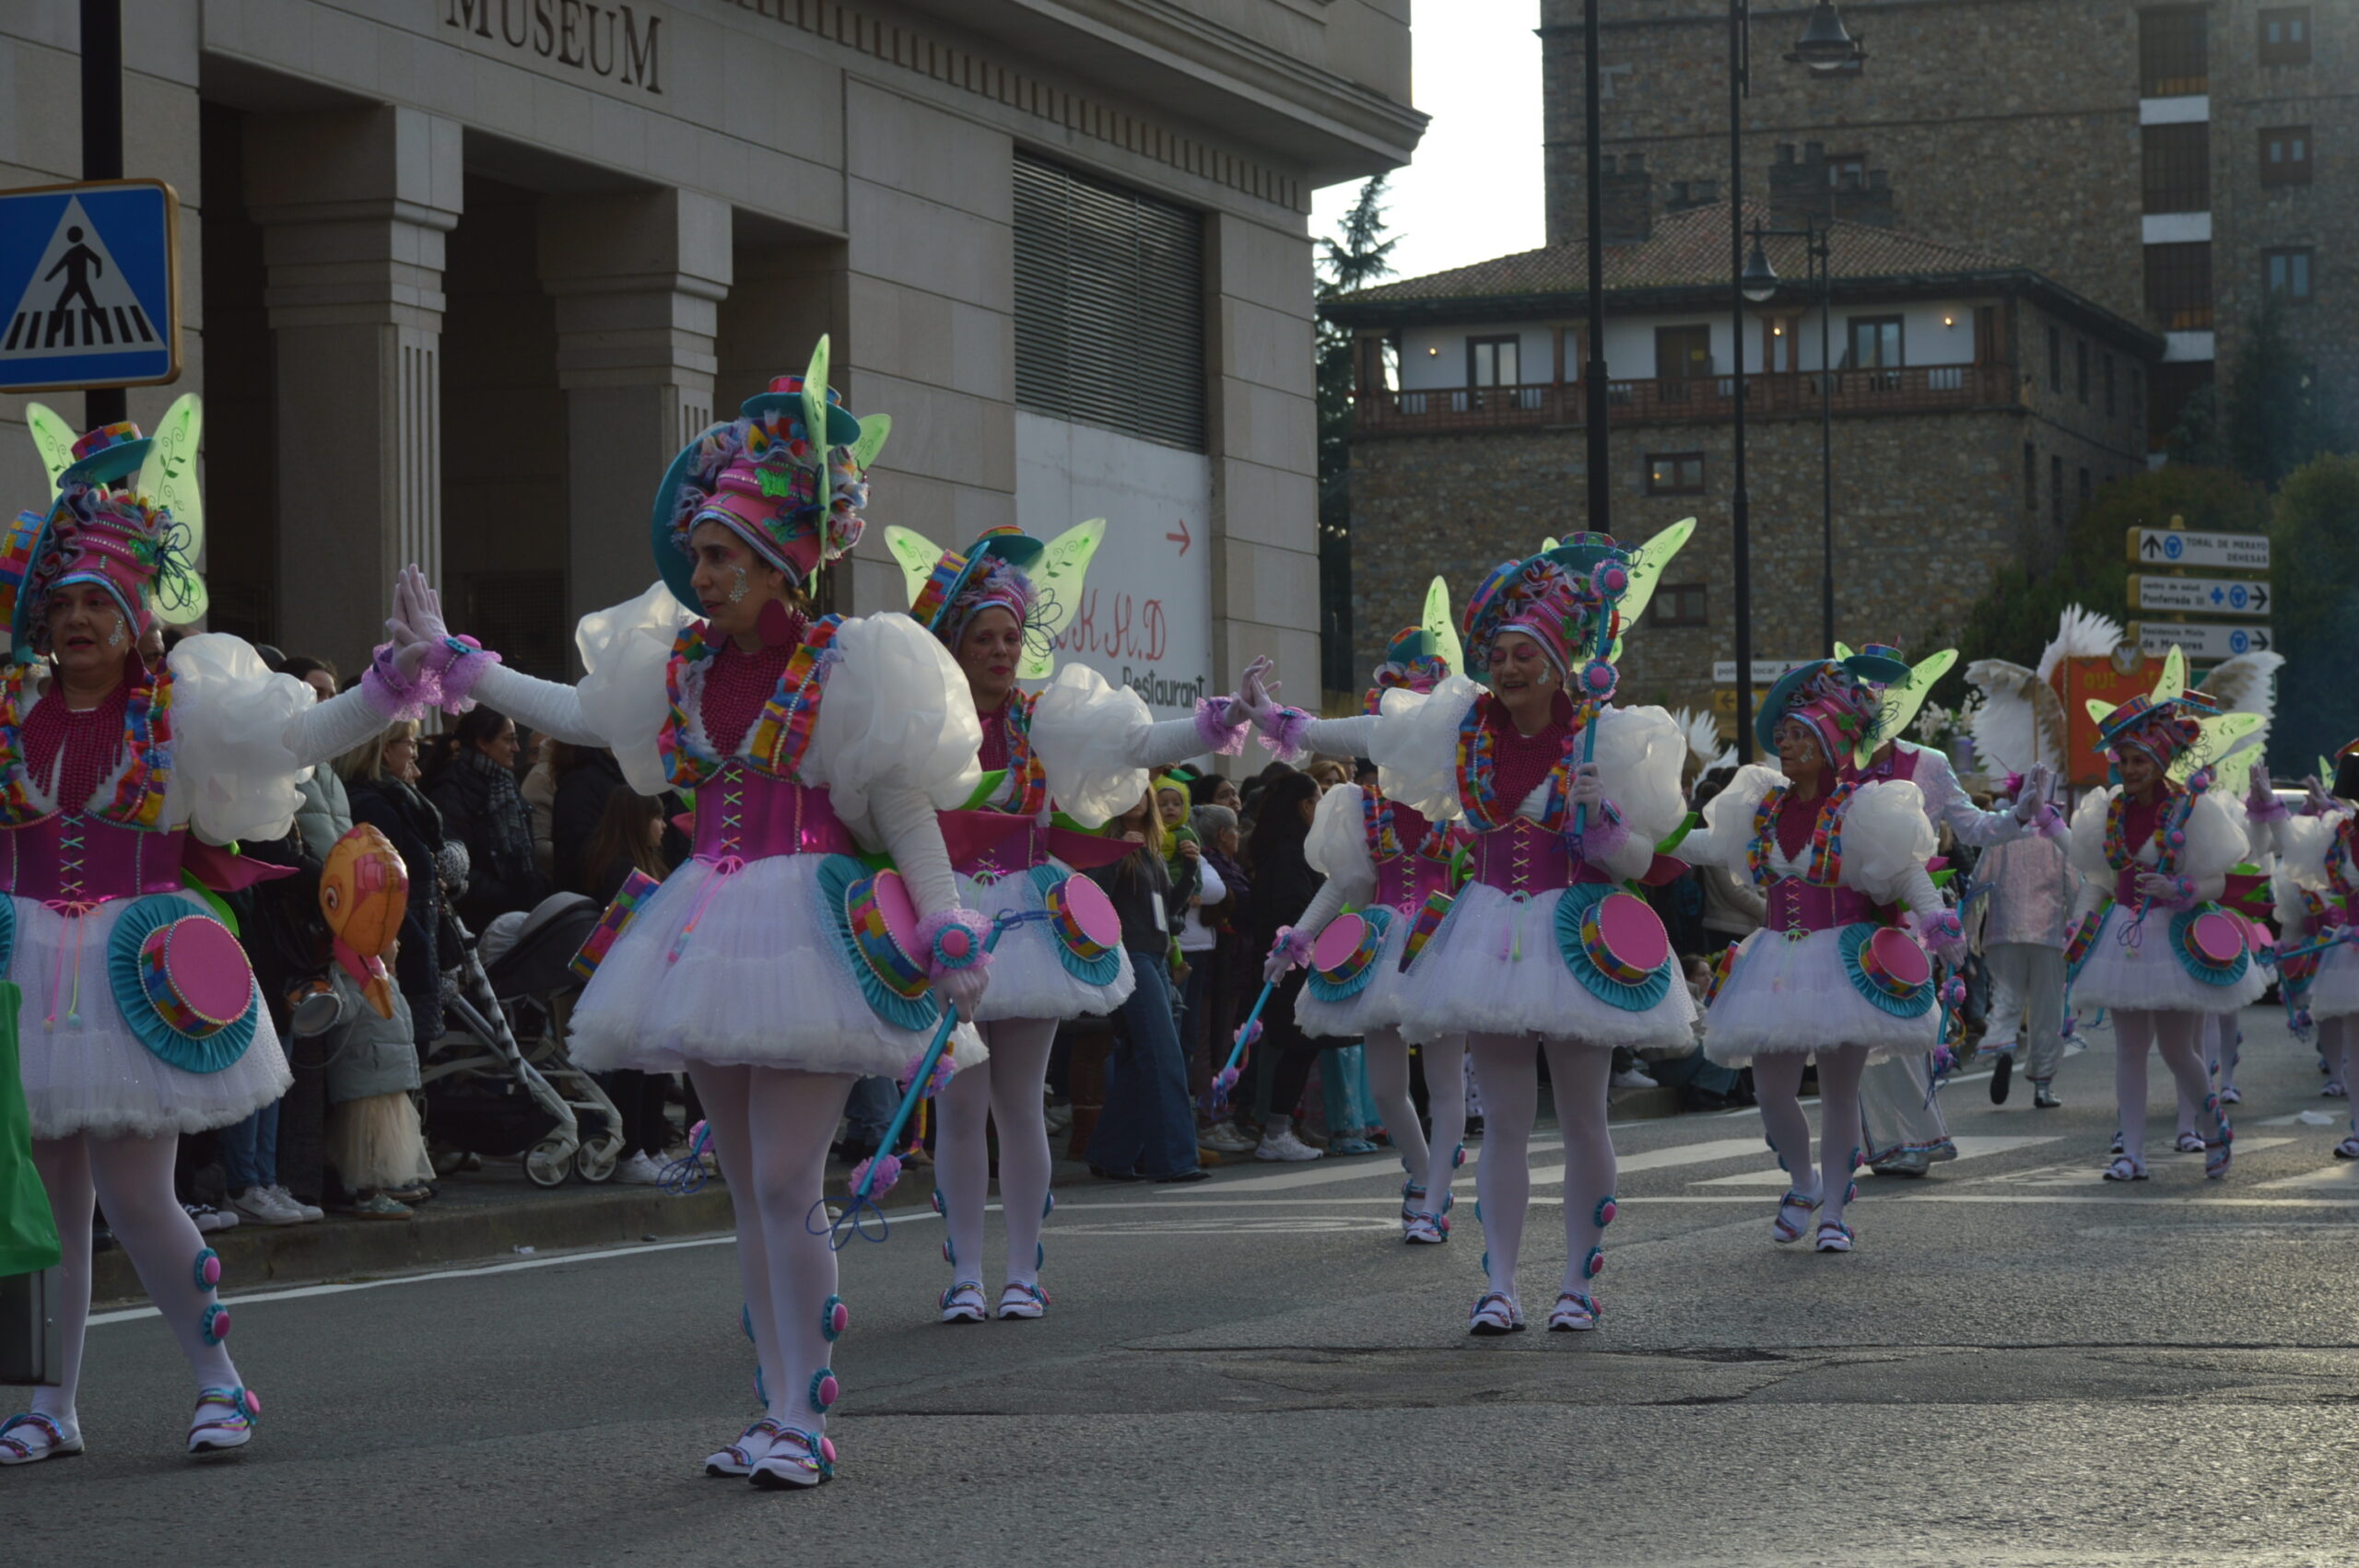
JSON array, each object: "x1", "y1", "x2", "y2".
[{"x1": 1352, "y1": 364, "x2": 2017, "y2": 437}]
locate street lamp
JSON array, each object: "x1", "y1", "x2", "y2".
[
  {"x1": 1743, "y1": 217, "x2": 1838, "y2": 656},
  {"x1": 1582, "y1": 0, "x2": 1611, "y2": 540},
  {"x1": 1727, "y1": 0, "x2": 1861, "y2": 762}
]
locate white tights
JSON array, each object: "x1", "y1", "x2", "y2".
[
  {"x1": 2113, "y1": 1008, "x2": 2217, "y2": 1166},
  {"x1": 1467, "y1": 1035, "x2": 1614, "y2": 1304},
  {"x1": 687, "y1": 1064, "x2": 853, "y2": 1438},
  {"x1": 2320, "y1": 1023, "x2": 2349, "y2": 1087},
  {"x1": 2176, "y1": 1013, "x2": 2243, "y2": 1139},
  {"x1": 934, "y1": 1017, "x2": 1059, "y2": 1292},
  {"x1": 30, "y1": 1131, "x2": 242, "y2": 1432},
  {"x1": 1752, "y1": 1047, "x2": 1870, "y2": 1229},
  {"x1": 1364, "y1": 1029, "x2": 1467, "y2": 1221}
]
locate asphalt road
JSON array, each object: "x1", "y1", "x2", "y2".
[{"x1": 12, "y1": 1006, "x2": 2359, "y2": 1567}]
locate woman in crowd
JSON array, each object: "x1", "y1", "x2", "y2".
[
  {"x1": 1086, "y1": 789, "x2": 1211, "y2": 1186},
  {"x1": 1255, "y1": 538, "x2": 1696, "y2": 1334},
  {"x1": 379, "y1": 347, "x2": 992, "y2": 1490},
  {"x1": 337, "y1": 721, "x2": 448, "y2": 1061},
  {"x1": 1678, "y1": 650, "x2": 1959, "y2": 1253},
  {"x1": 1177, "y1": 802, "x2": 1240, "y2": 1148},
  {"x1": 891, "y1": 527, "x2": 1265, "y2": 1321},
  {"x1": 426, "y1": 706, "x2": 551, "y2": 929},
  {"x1": 1239, "y1": 767, "x2": 1336, "y2": 1164},
  {"x1": 1, "y1": 399, "x2": 442, "y2": 1464},
  {"x1": 2066, "y1": 676, "x2": 2258, "y2": 1182}
]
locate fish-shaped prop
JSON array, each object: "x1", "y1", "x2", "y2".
[{"x1": 321, "y1": 824, "x2": 409, "y2": 1020}]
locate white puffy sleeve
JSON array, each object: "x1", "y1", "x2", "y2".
[
  {"x1": 2177, "y1": 790, "x2": 2248, "y2": 898},
  {"x1": 2276, "y1": 812, "x2": 2346, "y2": 892},
  {"x1": 1842, "y1": 778, "x2": 1942, "y2": 917},
  {"x1": 576, "y1": 581, "x2": 697, "y2": 794},
  {"x1": 1027, "y1": 665, "x2": 1157, "y2": 828},
  {"x1": 808, "y1": 612, "x2": 983, "y2": 834},
  {"x1": 1304, "y1": 782, "x2": 1379, "y2": 907},
  {"x1": 1590, "y1": 705, "x2": 1687, "y2": 883},
  {"x1": 1681, "y1": 763, "x2": 1783, "y2": 873},
  {"x1": 1908, "y1": 745, "x2": 2025, "y2": 848},
  {"x1": 2066, "y1": 789, "x2": 2118, "y2": 919},
  {"x1": 167, "y1": 634, "x2": 384, "y2": 846},
  {"x1": 1361, "y1": 676, "x2": 1481, "y2": 824}
]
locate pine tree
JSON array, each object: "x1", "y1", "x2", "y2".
[{"x1": 1315, "y1": 177, "x2": 1398, "y2": 696}]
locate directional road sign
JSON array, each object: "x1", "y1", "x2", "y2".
[
  {"x1": 1712, "y1": 659, "x2": 1815, "y2": 685},
  {"x1": 2127, "y1": 527, "x2": 2271, "y2": 572},
  {"x1": 2133, "y1": 621, "x2": 2273, "y2": 661},
  {"x1": 2130, "y1": 574, "x2": 2272, "y2": 616},
  {"x1": 0, "y1": 179, "x2": 180, "y2": 392}
]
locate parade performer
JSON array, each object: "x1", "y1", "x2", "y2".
[
  {"x1": 1258, "y1": 533, "x2": 1696, "y2": 1335},
  {"x1": 1852, "y1": 648, "x2": 2054, "y2": 1174},
  {"x1": 881, "y1": 521, "x2": 1265, "y2": 1321},
  {"x1": 2, "y1": 399, "x2": 426, "y2": 1464},
  {"x1": 1970, "y1": 803, "x2": 2076, "y2": 1109},
  {"x1": 2064, "y1": 652, "x2": 2264, "y2": 1183},
  {"x1": 1291, "y1": 581, "x2": 1469, "y2": 1244},
  {"x1": 389, "y1": 343, "x2": 989, "y2": 1490},
  {"x1": 2254, "y1": 758, "x2": 2359, "y2": 1159},
  {"x1": 1681, "y1": 649, "x2": 1960, "y2": 1253}
]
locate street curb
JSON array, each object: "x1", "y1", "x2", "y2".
[{"x1": 103, "y1": 1187, "x2": 736, "y2": 1304}]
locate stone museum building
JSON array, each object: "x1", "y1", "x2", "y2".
[{"x1": 0, "y1": 0, "x2": 1423, "y2": 711}]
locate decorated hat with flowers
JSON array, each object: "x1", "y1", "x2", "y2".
[
  {"x1": 1366, "y1": 575, "x2": 1462, "y2": 714},
  {"x1": 907, "y1": 527, "x2": 1049, "y2": 649},
  {"x1": 647, "y1": 336, "x2": 890, "y2": 613},
  {"x1": 2095, "y1": 690, "x2": 2212, "y2": 765},
  {"x1": 1462, "y1": 533, "x2": 1633, "y2": 705},
  {"x1": 1, "y1": 396, "x2": 209, "y2": 661},
  {"x1": 1756, "y1": 644, "x2": 1913, "y2": 770}
]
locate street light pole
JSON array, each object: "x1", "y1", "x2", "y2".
[
  {"x1": 1728, "y1": 0, "x2": 1755, "y2": 761},
  {"x1": 1584, "y1": 0, "x2": 1610, "y2": 535},
  {"x1": 1815, "y1": 219, "x2": 1834, "y2": 653}
]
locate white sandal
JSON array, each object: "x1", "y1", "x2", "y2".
[
  {"x1": 1466, "y1": 1291, "x2": 1524, "y2": 1336},
  {"x1": 748, "y1": 1426, "x2": 835, "y2": 1490},
  {"x1": 0, "y1": 1411, "x2": 80, "y2": 1465},
  {"x1": 938, "y1": 1281, "x2": 988, "y2": 1324},
  {"x1": 705, "y1": 1417, "x2": 783, "y2": 1478},
  {"x1": 1546, "y1": 1292, "x2": 1600, "y2": 1332},
  {"x1": 996, "y1": 1282, "x2": 1049, "y2": 1320},
  {"x1": 186, "y1": 1387, "x2": 259, "y2": 1456}
]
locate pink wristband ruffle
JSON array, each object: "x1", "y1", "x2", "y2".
[
  {"x1": 1571, "y1": 800, "x2": 1630, "y2": 864},
  {"x1": 1195, "y1": 697, "x2": 1250, "y2": 757},
  {"x1": 1255, "y1": 705, "x2": 1315, "y2": 763},
  {"x1": 362, "y1": 637, "x2": 502, "y2": 722},
  {"x1": 915, "y1": 908, "x2": 995, "y2": 979}
]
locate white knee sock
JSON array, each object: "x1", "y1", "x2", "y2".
[
  {"x1": 1468, "y1": 1035, "x2": 1539, "y2": 1301},
  {"x1": 2115, "y1": 1011, "x2": 2157, "y2": 1164},
  {"x1": 84, "y1": 1133, "x2": 240, "y2": 1398},
  {"x1": 29, "y1": 1137, "x2": 93, "y2": 1430},
  {"x1": 1421, "y1": 1036, "x2": 1469, "y2": 1220},
  {"x1": 742, "y1": 1069, "x2": 856, "y2": 1436},
  {"x1": 985, "y1": 1020, "x2": 1058, "y2": 1290},
  {"x1": 1543, "y1": 1040, "x2": 1617, "y2": 1297},
  {"x1": 690, "y1": 1063, "x2": 786, "y2": 1413},
  {"x1": 934, "y1": 1055, "x2": 992, "y2": 1287},
  {"x1": 2154, "y1": 1015, "x2": 2219, "y2": 1146},
  {"x1": 1752, "y1": 1053, "x2": 1817, "y2": 1198},
  {"x1": 1814, "y1": 1047, "x2": 1869, "y2": 1228},
  {"x1": 1363, "y1": 1029, "x2": 1427, "y2": 1191}
]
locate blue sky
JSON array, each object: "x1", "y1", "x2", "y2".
[{"x1": 1311, "y1": 1, "x2": 1547, "y2": 286}]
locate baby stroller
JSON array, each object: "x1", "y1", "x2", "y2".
[{"x1": 418, "y1": 863, "x2": 621, "y2": 1187}]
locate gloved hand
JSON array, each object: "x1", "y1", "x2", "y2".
[
  {"x1": 2134, "y1": 871, "x2": 2192, "y2": 908},
  {"x1": 1263, "y1": 925, "x2": 1312, "y2": 984},
  {"x1": 2011, "y1": 763, "x2": 2055, "y2": 823},
  {"x1": 931, "y1": 965, "x2": 990, "y2": 1016},
  {"x1": 382, "y1": 563, "x2": 452, "y2": 683},
  {"x1": 1915, "y1": 909, "x2": 1967, "y2": 966},
  {"x1": 1228, "y1": 654, "x2": 1280, "y2": 728},
  {"x1": 1568, "y1": 762, "x2": 1606, "y2": 812}
]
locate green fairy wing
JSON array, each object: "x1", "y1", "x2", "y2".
[
  {"x1": 1021, "y1": 517, "x2": 1106, "y2": 680},
  {"x1": 137, "y1": 394, "x2": 208, "y2": 626}
]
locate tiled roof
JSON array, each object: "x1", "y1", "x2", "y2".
[{"x1": 1342, "y1": 201, "x2": 2020, "y2": 307}]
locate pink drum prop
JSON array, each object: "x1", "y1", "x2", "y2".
[
  {"x1": 1863, "y1": 926, "x2": 1932, "y2": 992},
  {"x1": 2188, "y1": 909, "x2": 2248, "y2": 967},
  {"x1": 846, "y1": 868, "x2": 933, "y2": 1000},
  {"x1": 1579, "y1": 891, "x2": 1670, "y2": 985},
  {"x1": 1044, "y1": 872, "x2": 1122, "y2": 960},
  {"x1": 138, "y1": 917, "x2": 255, "y2": 1036},
  {"x1": 1311, "y1": 914, "x2": 1371, "y2": 975}
]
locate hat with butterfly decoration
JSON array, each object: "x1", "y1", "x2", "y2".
[
  {"x1": 884, "y1": 519, "x2": 1105, "y2": 682},
  {"x1": 1, "y1": 395, "x2": 208, "y2": 661}
]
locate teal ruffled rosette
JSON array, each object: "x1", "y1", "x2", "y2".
[
  {"x1": 1027, "y1": 863, "x2": 1123, "y2": 988},
  {"x1": 1552, "y1": 883, "x2": 1673, "y2": 1012},
  {"x1": 105, "y1": 896, "x2": 258, "y2": 1073},
  {"x1": 814, "y1": 855, "x2": 945, "y2": 1034},
  {"x1": 2168, "y1": 904, "x2": 2252, "y2": 987},
  {"x1": 1306, "y1": 905, "x2": 1394, "y2": 1005},
  {"x1": 1837, "y1": 921, "x2": 1938, "y2": 1019}
]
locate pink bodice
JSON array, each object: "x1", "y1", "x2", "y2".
[
  {"x1": 1468, "y1": 817, "x2": 1612, "y2": 895},
  {"x1": 691, "y1": 761, "x2": 854, "y2": 863},
  {"x1": 1761, "y1": 878, "x2": 1877, "y2": 934}
]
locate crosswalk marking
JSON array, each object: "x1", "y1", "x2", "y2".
[
  {"x1": 1976, "y1": 1137, "x2": 2294, "y2": 1187},
  {"x1": 1687, "y1": 1135, "x2": 2060, "y2": 1187},
  {"x1": 2257, "y1": 1158, "x2": 2359, "y2": 1188}
]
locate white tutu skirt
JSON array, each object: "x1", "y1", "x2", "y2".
[
  {"x1": 1702, "y1": 929, "x2": 1937, "y2": 1067},
  {"x1": 1393, "y1": 884, "x2": 1696, "y2": 1049},
  {"x1": 567, "y1": 854, "x2": 985, "y2": 1077},
  {"x1": 12, "y1": 893, "x2": 292, "y2": 1141},
  {"x1": 2070, "y1": 904, "x2": 2268, "y2": 1014},
  {"x1": 957, "y1": 869, "x2": 1135, "y2": 1024},
  {"x1": 2294, "y1": 941, "x2": 2359, "y2": 1020},
  {"x1": 1297, "y1": 910, "x2": 1436, "y2": 1044}
]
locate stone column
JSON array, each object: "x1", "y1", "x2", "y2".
[
  {"x1": 245, "y1": 106, "x2": 463, "y2": 673},
  {"x1": 538, "y1": 190, "x2": 732, "y2": 623}
]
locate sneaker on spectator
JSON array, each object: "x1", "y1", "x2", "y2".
[
  {"x1": 182, "y1": 1203, "x2": 237, "y2": 1234},
  {"x1": 346, "y1": 1191, "x2": 414, "y2": 1221},
  {"x1": 1610, "y1": 1067, "x2": 1660, "y2": 1090},
  {"x1": 269, "y1": 1185, "x2": 324, "y2": 1223},
  {"x1": 613, "y1": 1151, "x2": 664, "y2": 1186},
  {"x1": 231, "y1": 1186, "x2": 307, "y2": 1226},
  {"x1": 1200, "y1": 1122, "x2": 1253, "y2": 1154},
  {"x1": 1255, "y1": 1127, "x2": 1322, "y2": 1163}
]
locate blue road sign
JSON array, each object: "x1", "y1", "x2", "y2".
[
  {"x1": 0, "y1": 180, "x2": 180, "y2": 393},
  {"x1": 2164, "y1": 534, "x2": 2183, "y2": 560}
]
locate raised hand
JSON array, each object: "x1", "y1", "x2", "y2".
[
  {"x1": 1568, "y1": 761, "x2": 1606, "y2": 811},
  {"x1": 1225, "y1": 653, "x2": 1280, "y2": 727},
  {"x1": 932, "y1": 965, "x2": 990, "y2": 1016},
  {"x1": 2011, "y1": 762, "x2": 2055, "y2": 823}
]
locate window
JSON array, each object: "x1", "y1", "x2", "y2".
[
  {"x1": 1847, "y1": 315, "x2": 1904, "y2": 369},
  {"x1": 1014, "y1": 153, "x2": 1206, "y2": 451},
  {"x1": 1646, "y1": 452, "x2": 1706, "y2": 496},
  {"x1": 2141, "y1": 6, "x2": 2209, "y2": 96},
  {"x1": 2048, "y1": 324, "x2": 2062, "y2": 390},
  {"x1": 2144, "y1": 241, "x2": 2214, "y2": 330},
  {"x1": 2076, "y1": 339, "x2": 2090, "y2": 404},
  {"x1": 2105, "y1": 352, "x2": 2118, "y2": 415},
  {"x1": 1647, "y1": 582, "x2": 1708, "y2": 629},
  {"x1": 2051, "y1": 455, "x2": 2065, "y2": 524},
  {"x1": 2265, "y1": 246, "x2": 2314, "y2": 301},
  {"x1": 2259, "y1": 6, "x2": 2312, "y2": 66},
  {"x1": 1655, "y1": 324, "x2": 1713, "y2": 380},
  {"x1": 2260, "y1": 126, "x2": 2313, "y2": 185},
  {"x1": 1468, "y1": 335, "x2": 1520, "y2": 388},
  {"x1": 2142, "y1": 123, "x2": 2211, "y2": 214},
  {"x1": 1826, "y1": 154, "x2": 1867, "y2": 190},
  {"x1": 2025, "y1": 442, "x2": 2038, "y2": 512}
]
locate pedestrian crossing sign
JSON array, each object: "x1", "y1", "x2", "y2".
[{"x1": 0, "y1": 179, "x2": 181, "y2": 393}]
